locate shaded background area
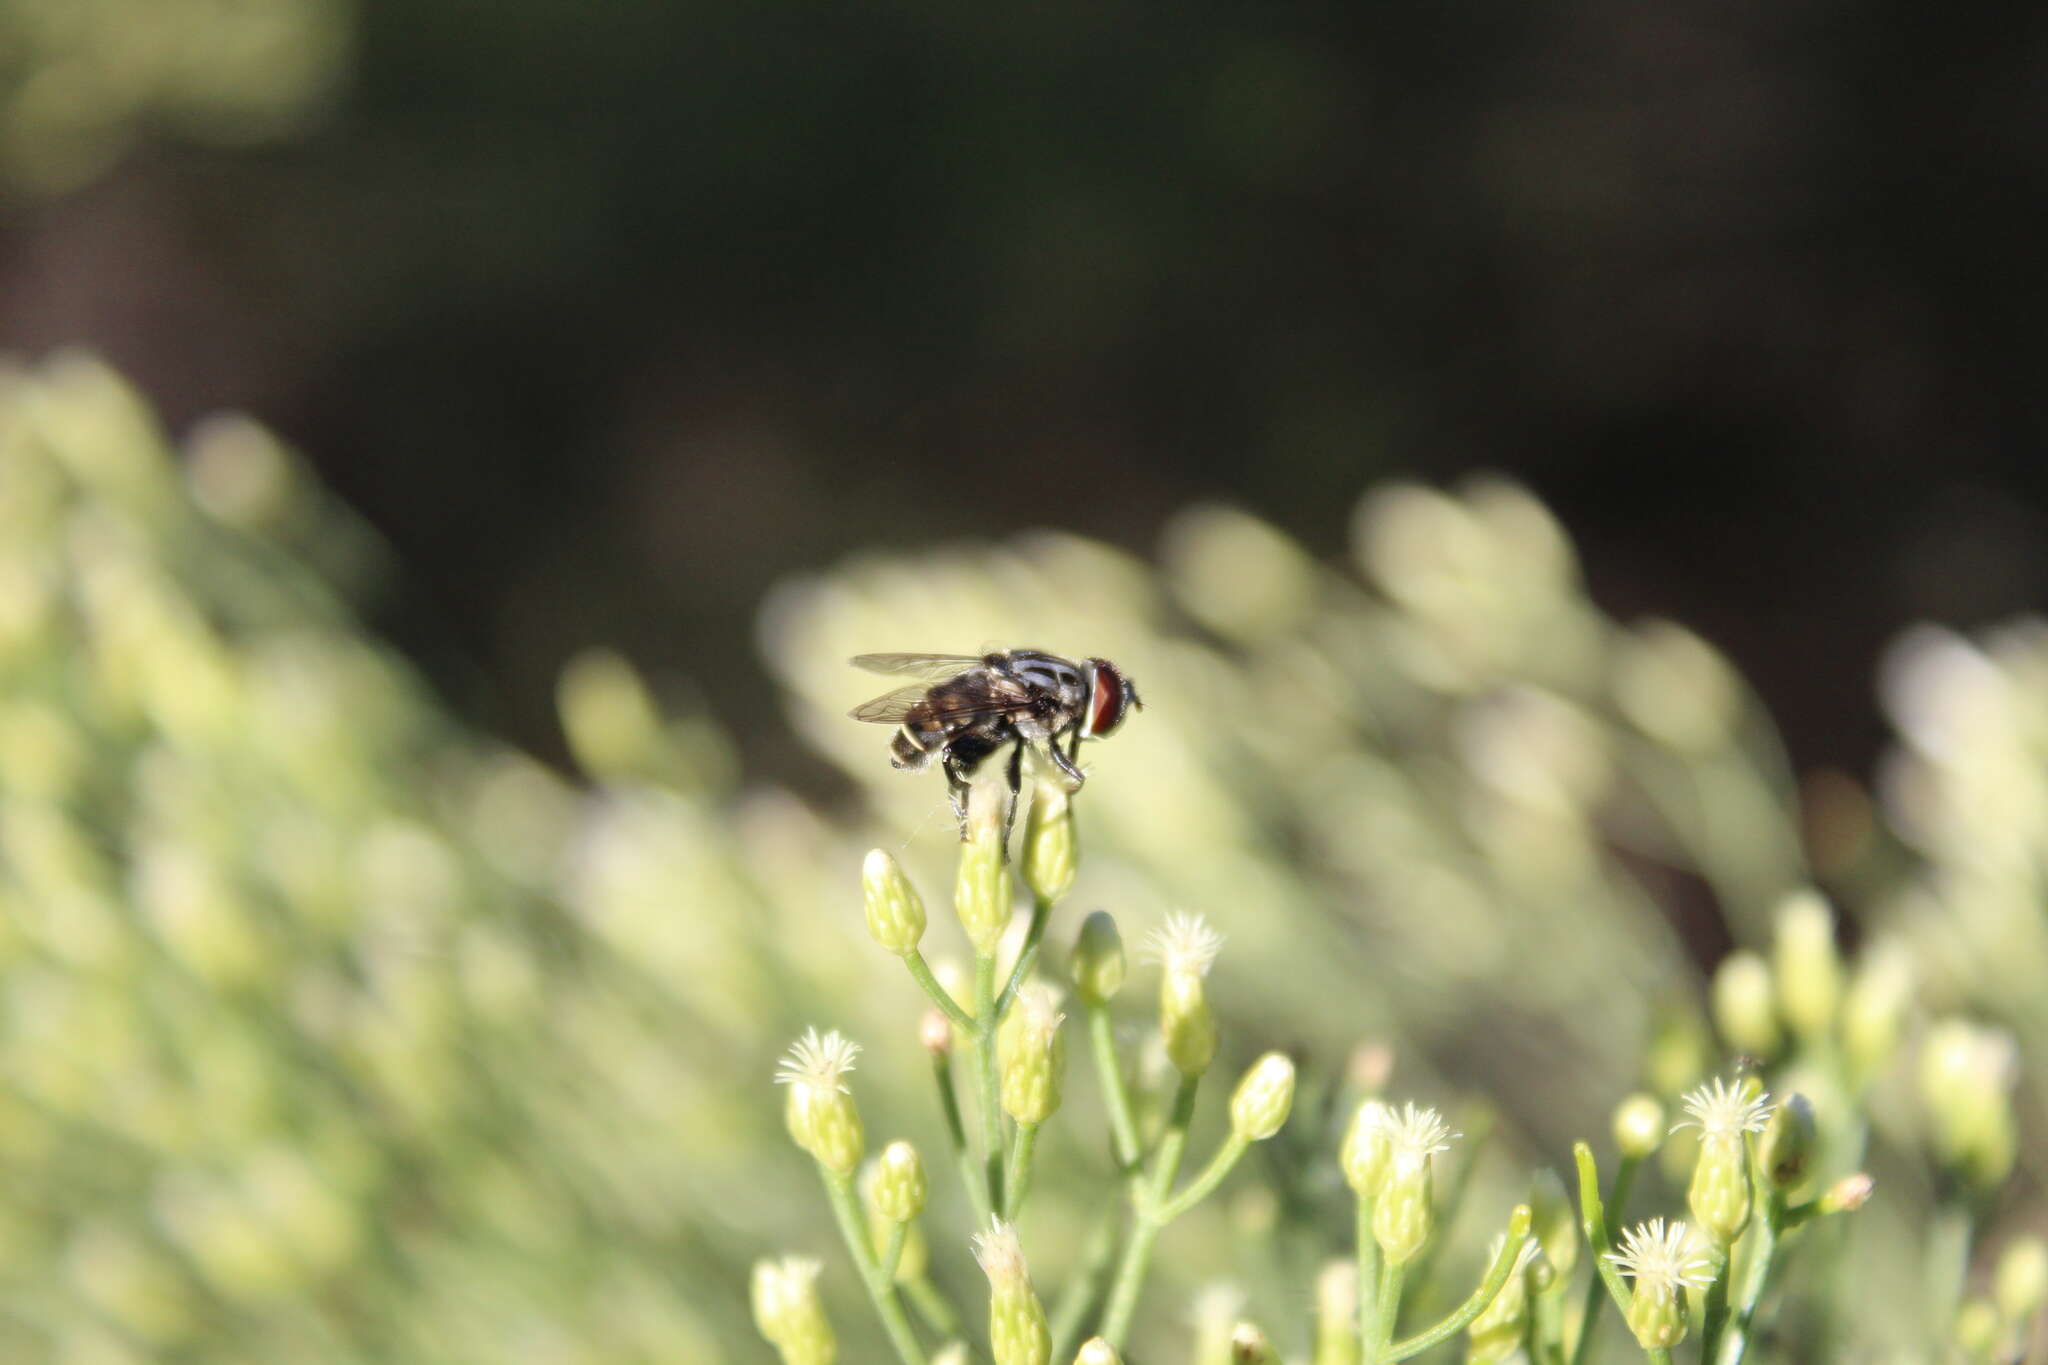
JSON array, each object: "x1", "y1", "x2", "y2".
[{"x1": 3, "y1": 0, "x2": 2043, "y2": 790}]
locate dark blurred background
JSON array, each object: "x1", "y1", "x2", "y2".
[{"x1": 5, "y1": 0, "x2": 2043, "y2": 790}]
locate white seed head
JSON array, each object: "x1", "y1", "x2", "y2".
[
  {"x1": 1673, "y1": 1075, "x2": 1772, "y2": 1140},
  {"x1": 1384, "y1": 1101, "x2": 1458, "y2": 1170},
  {"x1": 775, "y1": 1028, "x2": 862, "y2": 1094},
  {"x1": 971, "y1": 1218, "x2": 1030, "y2": 1285},
  {"x1": 1144, "y1": 911, "x2": 1225, "y2": 978},
  {"x1": 1608, "y1": 1219, "x2": 1714, "y2": 1298}
]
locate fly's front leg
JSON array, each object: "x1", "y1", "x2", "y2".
[
  {"x1": 1047, "y1": 737, "x2": 1085, "y2": 791},
  {"x1": 943, "y1": 753, "x2": 973, "y2": 837},
  {"x1": 1002, "y1": 741, "x2": 1025, "y2": 845}
]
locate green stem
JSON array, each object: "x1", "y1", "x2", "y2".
[
  {"x1": 1098, "y1": 1072, "x2": 1201, "y2": 1347},
  {"x1": 1647, "y1": 1350, "x2": 1674, "y2": 1365},
  {"x1": 931, "y1": 1049, "x2": 990, "y2": 1223},
  {"x1": 905, "y1": 950, "x2": 976, "y2": 1031},
  {"x1": 973, "y1": 953, "x2": 1006, "y2": 1216},
  {"x1": 1697, "y1": 1243, "x2": 1734, "y2": 1365},
  {"x1": 1385, "y1": 1204, "x2": 1534, "y2": 1362},
  {"x1": 1048, "y1": 1206, "x2": 1122, "y2": 1363},
  {"x1": 1531, "y1": 1285, "x2": 1565, "y2": 1365},
  {"x1": 1564, "y1": 1154, "x2": 1646, "y2": 1365},
  {"x1": 1086, "y1": 1003, "x2": 1143, "y2": 1172},
  {"x1": 821, "y1": 1170, "x2": 928, "y2": 1365},
  {"x1": 995, "y1": 893, "x2": 1055, "y2": 1018},
  {"x1": 1154, "y1": 1133, "x2": 1249, "y2": 1223},
  {"x1": 1356, "y1": 1195, "x2": 1380, "y2": 1354},
  {"x1": 879, "y1": 1220, "x2": 908, "y2": 1283},
  {"x1": 1720, "y1": 1194, "x2": 1782, "y2": 1365},
  {"x1": 1004, "y1": 1121, "x2": 1042, "y2": 1220},
  {"x1": 1367, "y1": 1257, "x2": 1406, "y2": 1362},
  {"x1": 903, "y1": 1276, "x2": 962, "y2": 1340}
]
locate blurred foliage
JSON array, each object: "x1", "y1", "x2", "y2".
[
  {"x1": 0, "y1": 352, "x2": 2040, "y2": 1361},
  {"x1": 0, "y1": 0, "x2": 349, "y2": 194}
]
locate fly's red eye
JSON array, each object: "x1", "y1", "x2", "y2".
[{"x1": 1087, "y1": 661, "x2": 1128, "y2": 737}]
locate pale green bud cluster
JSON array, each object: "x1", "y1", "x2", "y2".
[
  {"x1": 1311, "y1": 1262, "x2": 1360, "y2": 1365},
  {"x1": 1919, "y1": 1016, "x2": 2019, "y2": 1188},
  {"x1": 1069, "y1": 911, "x2": 1126, "y2": 1006},
  {"x1": 999, "y1": 987, "x2": 1068, "y2": 1125},
  {"x1": 776, "y1": 1029, "x2": 866, "y2": 1178},
  {"x1": 1227, "y1": 1053, "x2": 1296, "y2": 1142},
  {"x1": 1710, "y1": 949, "x2": 1781, "y2": 1058},
  {"x1": 1465, "y1": 1235, "x2": 1537, "y2": 1364},
  {"x1": 954, "y1": 783, "x2": 1016, "y2": 955},
  {"x1": 1340, "y1": 1099, "x2": 1391, "y2": 1196},
  {"x1": 1772, "y1": 890, "x2": 1843, "y2": 1045},
  {"x1": 1371, "y1": 1103, "x2": 1456, "y2": 1265},
  {"x1": 751, "y1": 1257, "x2": 836, "y2": 1365},
  {"x1": 861, "y1": 849, "x2": 926, "y2": 956},
  {"x1": 871, "y1": 1140, "x2": 928, "y2": 1223},
  {"x1": 974, "y1": 1221, "x2": 1051, "y2": 1365},
  {"x1": 1021, "y1": 778, "x2": 1077, "y2": 904}
]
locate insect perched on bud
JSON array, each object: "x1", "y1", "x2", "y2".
[{"x1": 848, "y1": 650, "x2": 1142, "y2": 830}]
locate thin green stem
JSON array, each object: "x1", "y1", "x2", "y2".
[
  {"x1": 903, "y1": 1276, "x2": 962, "y2": 1340},
  {"x1": 931, "y1": 1049, "x2": 990, "y2": 1223},
  {"x1": 1385, "y1": 1204, "x2": 1533, "y2": 1362},
  {"x1": 995, "y1": 893, "x2": 1056, "y2": 1018},
  {"x1": 879, "y1": 1220, "x2": 909, "y2": 1283},
  {"x1": 1366, "y1": 1257, "x2": 1406, "y2": 1362},
  {"x1": 1048, "y1": 1206, "x2": 1122, "y2": 1362},
  {"x1": 1154, "y1": 1133, "x2": 1249, "y2": 1223},
  {"x1": 1356, "y1": 1195, "x2": 1380, "y2": 1354},
  {"x1": 1569, "y1": 1152, "x2": 1639, "y2": 1365},
  {"x1": 1647, "y1": 1350, "x2": 1674, "y2": 1365},
  {"x1": 1097, "y1": 1073, "x2": 1201, "y2": 1347},
  {"x1": 972, "y1": 953, "x2": 1006, "y2": 1216},
  {"x1": 820, "y1": 1170, "x2": 928, "y2": 1365},
  {"x1": 1720, "y1": 1194, "x2": 1782, "y2": 1365},
  {"x1": 904, "y1": 950, "x2": 976, "y2": 1031},
  {"x1": 1697, "y1": 1243, "x2": 1734, "y2": 1365},
  {"x1": 1086, "y1": 1004, "x2": 1142, "y2": 1172},
  {"x1": 1004, "y1": 1121, "x2": 1042, "y2": 1220}
]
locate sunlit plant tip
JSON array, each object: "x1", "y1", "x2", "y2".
[
  {"x1": 751, "y1": 1256, "x2": 836, "y2": 1365},
  {"x1": 1674, "y1": 1075, "x2": 1773, "y2": 1139},
  {"x1": 973, "y1": 1219, "x2": 1051, "y2": 1365},
  {"x1": 776, "y1": 1029, "x2": 866, "y2": 1177},
  {"x1": 1612, "y1": 1093, "x2": 1666, "y2": 1159},
  {"x1": 872, "y1": 1140, "x2": 928, "y2": 1223},
  {"x1": 861, "y1": 848, "x2": 926, "y2": 956},
  {"x1": 1609, "y1": 1219, "x2": 1713, "y2": 1349},
  {"x1": 1372, "y1": 1102, "x2": 1458, "y2": 1265},
  {"x1": 1069, "y1": 910, "x2": 1126, "y2": 1006},
  {"x1": 1228, "y1": 1052, "x2": 1296, "y2": 1142}
]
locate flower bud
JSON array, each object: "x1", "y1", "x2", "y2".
[
  {"x1": 1841, "y1": 938, "x2": 1913, "y2": 1087},
  {"x1": 1687, "y1": 1135, "x2": 1751, "y2": 1247},
  {"x1": 1466, "y1": 1235, "x2": 1538, "y2": 1364},
  {"x1": 974, "y1": 1221, "x2": 1051, "y2": 1365},
  {"x1": 1610, "y1": 1220, "x2": 1712, "y2": 1351},
  {"x1": 932, "y1": 1345, "x2": 970, "y2": 1365},
  {"x1": 1995, "y1": 1236, "x2": 2048, "y2": 1325},
  {"x1": 1228, "y1": 1322, "x2": 1282, "y2": 1364},
  {"x1": 1340, "y1": 1100, "x2": 1391, "y2": 1196},
  {"x1": 1312, "y1": 1262, "x2": 1360, "y2": 1365},
  {"x1": 1074, "y1": 1340, "x2": 1122, "y2": 1365},
  {"x1": 776, "y1": 1030, "x2": 865, "y2": 1177},
  {"x1": 1160, "y1": 969, "x2": 1217, "y2": 1077},
  {"x1": 920, "y1": 1009, "x2": 954, "y2": 1057},
  {"x1": 1373, "y1": 1104, "x2": 1456, "y2": 1265},
  {"x1": 1760, "y1": 1093, "x2": 1816, "y2": 1192},
  {"x1": 1611, "y1": 1094, "x2": 1666, "y2": 1160},
  {"x1": 1773, "y1": 891, "x2": 1843, "y2": 1045},
  {"x1": 1711, "y1": 950, "x2": 1782, "y2": 1058},
  {"x1": 751, "y1": 1257, "x2": 836, "y2": 1365},
  {"x1": 1229, "y1": 1053, "x2": 1296, "y2": 1142},
  {"x1": 1818, "y1": 1172, "x2": 1874, "y2": 1214},
  {"x1": 871, "y1": 1141, "x2": 928, "y2": 1223},
  {"x1": 861, "y1": 849, "x2": 926, "y2": 956},
  {"x1": 1000, "y1": 987, "x2": 1067, "y2": 1125},
  {"x1": 1021, "y1": 779, "x2": 1077, "y2": 904},
  {"x1": 1069, "y1": 911, "x2": 1126, "y2": 1006},
  {"x1": 1919, "y1": 1017, "x2": 2019, "y2": 1189},
  {"x1": 954, "y1": 784, "x2": 1015, "y2": 955}
]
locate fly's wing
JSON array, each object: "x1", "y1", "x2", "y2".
[
  {"x1": 848, "y1": 683, "x2": 933, "y2": 724},
  {"x1": 850, "y1": 652, "x2": 984, "y2": 679}
]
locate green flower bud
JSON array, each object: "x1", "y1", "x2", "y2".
[
  {"x1": 751, "y1": 1257, "x2": 836, "y2": 1365},
  {"x1": 1610, "y1": 1220, "x2": 1712, "y2": 1351},
  {"x1": 1340, "y1": 1100, "x2": 1391, "y2": 1196},
  {"x1": 1021, "y1": 778, "x2": 1076, "y2": 904},
  {"x1": 999, "y1": 987, "x2": 1067, "y2": 1125},
  {"x1": 1711, "y1": 950, "x2": 1782, "y2": 1058},
  {"x1": 1069, "y1": 911, "x2": 1126, "y2": 1006},
  {"x1": 1228, "y1": 1053, "x2": 1296, "y2": 1142},
  {"x1": 1818, "y1": 1172, "x2": 1874, "y2": 1214},
  {"x1": 871, "y1": 1141, "x2": 928, "y2": 1223},
  {"x1": 1919, "y1": 1017, "x2": 2019, "y2": 1189},
  {"x1": 954, "y1": 784, "x2": 1015, "y2": 955},
  {"x1": 1228, "y1": 1322, "x2": 1282, "y2": 1364},
  {"x1": 1529, "y1": 1169, "x2": 1578, "y2": 1284},
  {"x1": 858, "y1": 1164, "x2": 930, "y2": 1281},
  {"x1": 1612, "y1": 1093, "x2": 1666, "y2": 1161},
  {"x1": 861, "y1": 849, "x2": 926, "y2": 956},
  {"x1": 1312, "y1": 1262, "x2": 1360, "y2": 1365},
  {"x1": 1372, "y1": 1104, "x2": 1456, "y2": 1265},
  {"x1": 1842, "y1": 938, "x2": 1913, "y2": 1087},
  {"x1": 1467, "y1": 1235, "x2": 1538, "y2": 1364},
  {"x1": 974, "y1": 1221, "x2": 1051, "y2": 1365},
  {"x1": 1995, "y1": 1236, "x2": 2048, "y2": 1325},
  {"x1": 1074, "y1": 1339, "x2": 1122, "y2": 1365},
  {"x1": 1675, "y1": 1077, "x2": 1771, "y2": 1246},
  {"x1": 1160, "y1": 969, "x2": 1217, "y2": 1077},
  {"x1": 776, "y1": 1030, "x2": 865, "y2": 1177},
  {"x1": 1772, "y1": 890, "x2": 1843, "y2": 1045},
  {"x1": 1760, "y1": 1093, "x2": 1817, "y2": 1192}
]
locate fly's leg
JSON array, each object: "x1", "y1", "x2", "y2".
[
  {"x1": 1002, "y1": 741, "x2": 1026, "y2": 845},
  {"x1": 944, "y1": 753, "x2": 974, "y2": 836},
  {"x1": 1047, "y1": 737, "x2": 1086, "y2": 791}
]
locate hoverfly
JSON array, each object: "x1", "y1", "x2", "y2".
[{"x1": 848, "y1": 650, "x2": 1142, "y2": 826}]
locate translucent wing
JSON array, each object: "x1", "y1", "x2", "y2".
[
  {"x1": 849, "y1": 652, "x2": 985, "y2": 680},
  {"x1": 848, "y1": 684, "x2": 934, "y2": 724}
]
